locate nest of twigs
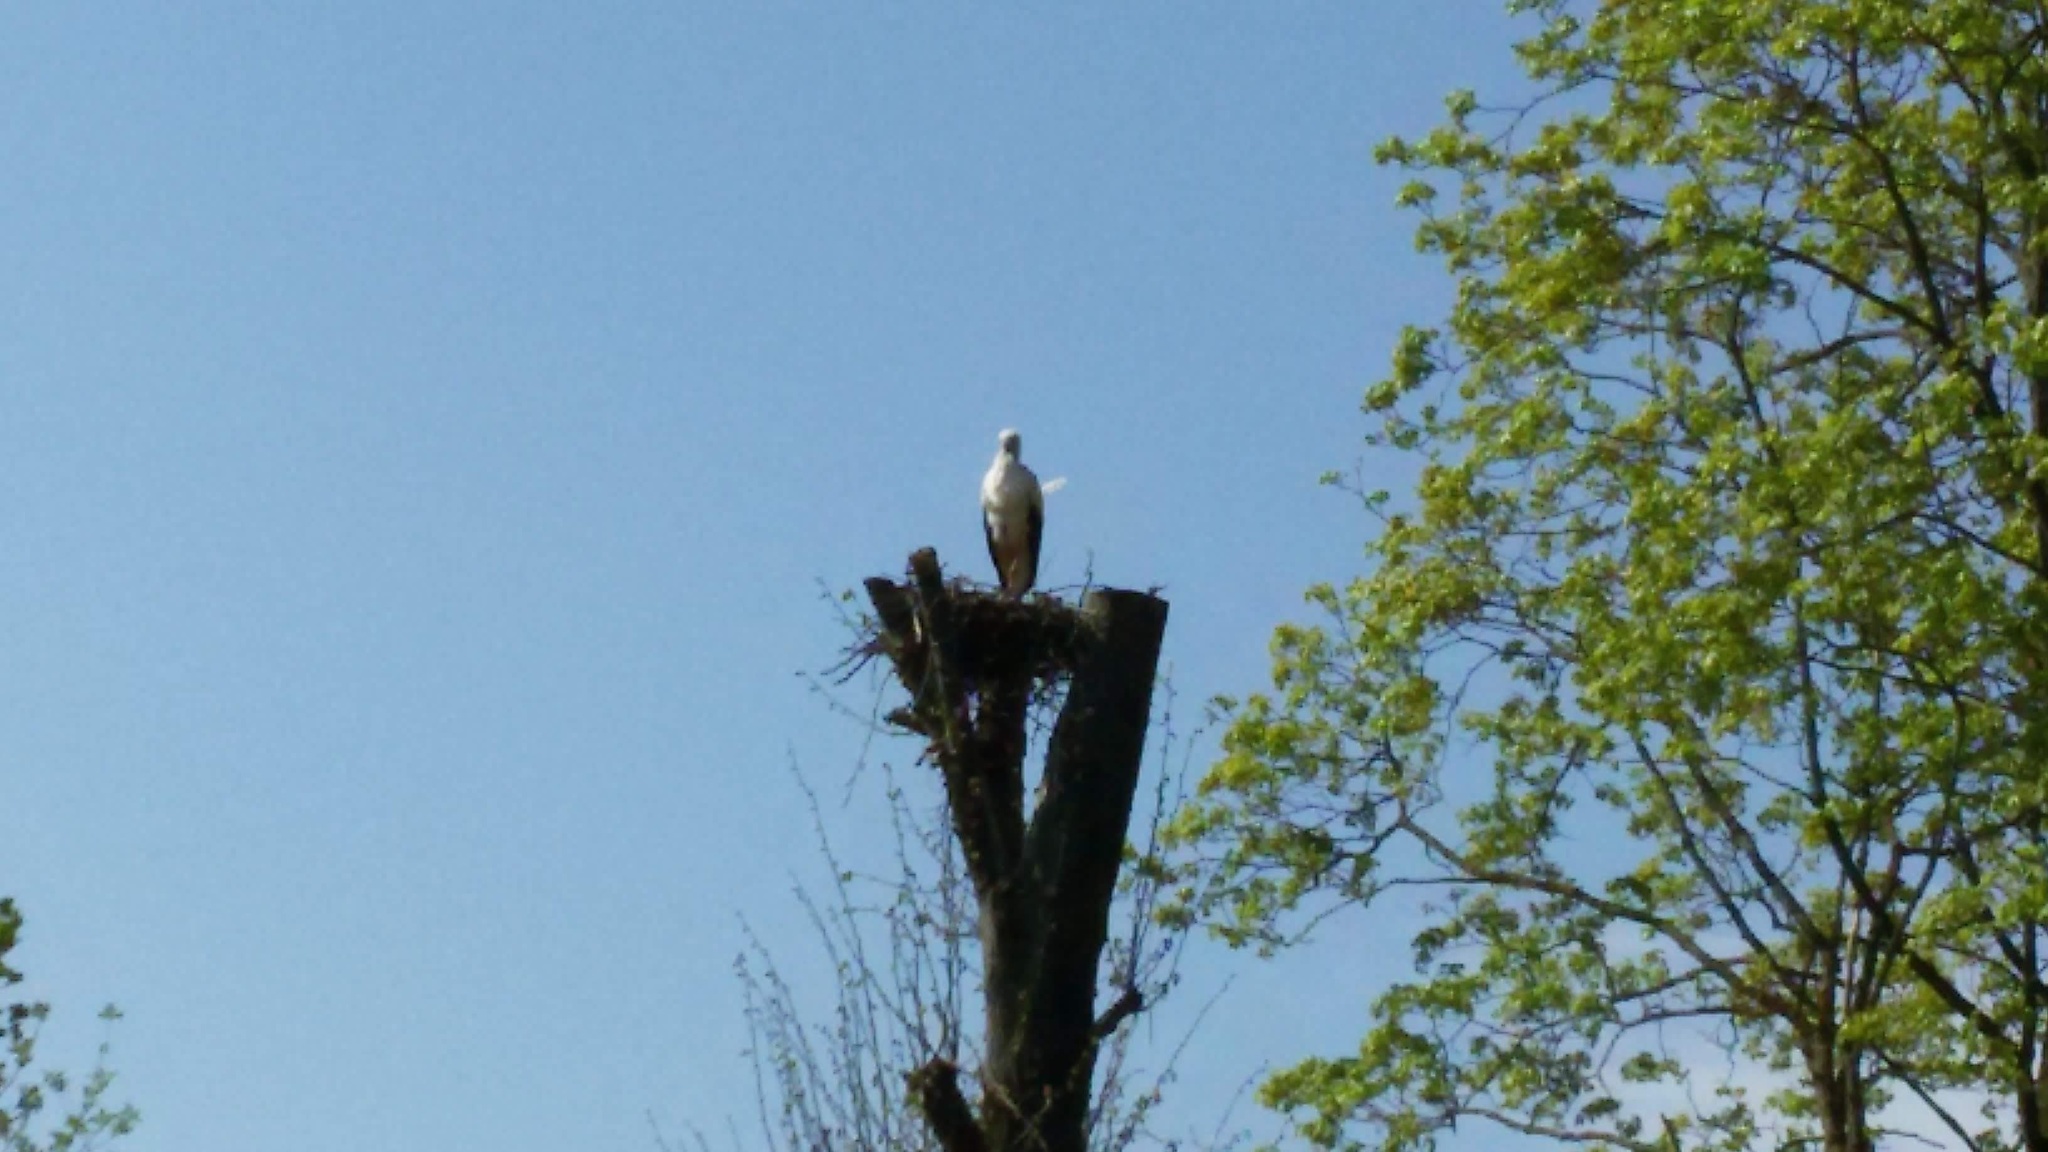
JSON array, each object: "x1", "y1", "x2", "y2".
[
  {"x1": 850, "y1": 551, "x2": 1088, "y2": 738},
  {"x1": 937, "y1": 581, "x2": 1082, "y2": 688}
]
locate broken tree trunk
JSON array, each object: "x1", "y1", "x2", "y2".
[{"x1": 862, "y1": 548, "x2": 1169, "y2": 1152}]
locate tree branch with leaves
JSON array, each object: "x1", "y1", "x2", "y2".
[{"x1": 1170, "y1": 3, "x2": 2048, "y2": 1150}]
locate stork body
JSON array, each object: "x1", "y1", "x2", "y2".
[{"x1": 980, "y1": 428, "x2": 1043, "y2": 597}]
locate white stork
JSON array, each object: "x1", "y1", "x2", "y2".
[{"x1": 980, "y1": 428, "x2": 1043, "y2": 597}]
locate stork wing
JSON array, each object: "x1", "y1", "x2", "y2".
[
  {"x1": 1021, "y1": 500, "x2": 1043, "y2": 594},
  {"x1": 984, "y1": 511, "x2": 1005, "y2": 587}
]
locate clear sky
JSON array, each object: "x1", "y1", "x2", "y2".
[{"x1": 0, "y1": 6, "x2": 1528, "y2": 1150}]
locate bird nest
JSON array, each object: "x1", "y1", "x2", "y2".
[
  {"x1": 855, "y1": 579, "x2": 1082, "y2": 687},
  {"x1": 851, "y1": 550, "x2": 1088, "y2": 733},
  {"x1": 933, "y1": 583, "x2": 1084, "y2": 689}
]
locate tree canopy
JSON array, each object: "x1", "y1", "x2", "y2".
[
  {"x1": 1170, "y1": 2, "x2": 2048, "y2": 1150},
  {"x1": 1, "y1": 900, "x2": 136, "y2": 1152}
]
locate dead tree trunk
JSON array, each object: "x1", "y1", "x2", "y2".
[{"x1": 863, "y1": 548, "x2": 1169, "y2": 1152}]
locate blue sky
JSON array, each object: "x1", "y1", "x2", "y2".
[{"x1": 0, "y1": 6, "x2": 1528, "y2": 1150}]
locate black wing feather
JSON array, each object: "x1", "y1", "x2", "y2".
[
  {"x1": 1021, "y1": 502, "x2": 1043, "y2": 594},
  {"x1": 984, "y1": 512, "x2": 1004, "y2": 586}
]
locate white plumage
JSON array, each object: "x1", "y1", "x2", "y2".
[{"x1": 980, "y1": 428, "x2": 1044, "y2": 596}]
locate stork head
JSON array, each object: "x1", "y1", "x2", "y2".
[{"x1": 997, "y1": 428, "x2": 1022, "y2": 457}]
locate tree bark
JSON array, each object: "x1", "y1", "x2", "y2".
[{"x1": 865, "y1": 550, "x2": 1169, "y2": 1152}]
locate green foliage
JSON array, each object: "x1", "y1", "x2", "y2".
[
  {"x1": 1172, "y1": 1, "x2": 2048, "y2": 1149},
  {"x1": 0, "y1": 901, "x2": 137, "y2": 1152}
]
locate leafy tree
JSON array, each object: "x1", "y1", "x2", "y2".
[
  {"x1": 1169, "y1": 2, "x2": 2048, "y2": 1150},
  {"x1": 0, "y1": 900, "x2": 137, "y2": 1152}
]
